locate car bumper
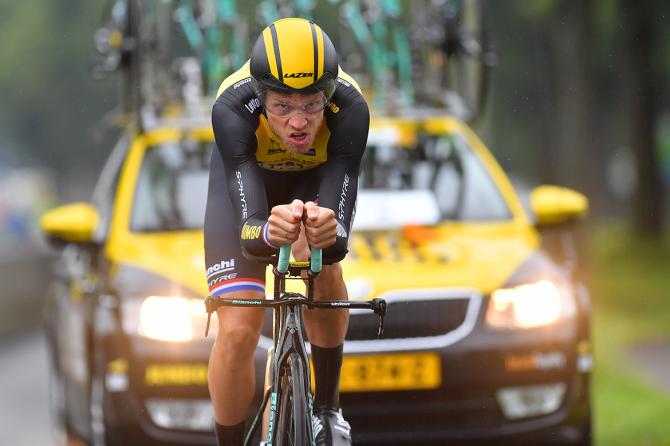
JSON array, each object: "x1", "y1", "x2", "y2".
[
  {"x1": 343, "y1": 374, "x2": 590, "y2": 445},
  {"x1": 96, "y1": 334, "x2": 267, "y2": 446},
  {"x1": 339, "y1": 323, "x2": 591, "y2": 445},
  {"x1": 97, "y1": 309, "x2": 591, "y2": 446}
]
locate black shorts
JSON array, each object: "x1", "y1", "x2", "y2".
[{"x1": 204, "y1": 148, "x2": 320, "y2": 296}]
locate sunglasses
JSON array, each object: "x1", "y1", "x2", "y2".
[{"x1": 263, "y1": 94, "x2": 328, "y2": 117}]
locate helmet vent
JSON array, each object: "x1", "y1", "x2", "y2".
[
  {"x1": 269, "y1": 23, "x2": 283, "y2": 81},
  {"x1": 309, "y1": 21, "x2": 319, "y2": 80}
]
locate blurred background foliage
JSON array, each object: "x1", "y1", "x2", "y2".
[
  {"x1": 1, "y1": 0, "x2": 669, "y2": 242},
  {"x1": 1, "y1": 1, "x2": 670, "y2": 444},
  {"x1": 0, "y1": 1, "x2": 117, "y2": 191},
  {"x1": 1, "y1": 0, "x2": 670, "y2": 238}
]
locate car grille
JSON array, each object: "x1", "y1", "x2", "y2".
[
  {"x1": 346, "y1": 297, "x2": 470, "y2": 341},
  {"x1": 260, "y1": 292, "x2": 473, "y2": 343},
  {"x1": 342, "y1": 388, "x2": 504, "y2": 444},
  {"x1": 342, "y1": 382, "x2": 575, "y2": 444}
]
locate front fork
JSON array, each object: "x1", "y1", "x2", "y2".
[
  {"x1": 261, "y1": 347, "x2": 274, "y2": 440},
  {"x1": 261, "y1": 347, "x2": 315, "y2": 445}
]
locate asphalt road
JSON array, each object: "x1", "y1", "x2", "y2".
[
  {"x1": 0, "y1": 328, "x2": 53, "y2": 446},
  {"x1": 2, "y1": 322, "x2": 669, "y2": 446}
]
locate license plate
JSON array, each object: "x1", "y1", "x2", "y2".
[{"x1": 338, "y1": 352, "x2": 441, "y2": 392}]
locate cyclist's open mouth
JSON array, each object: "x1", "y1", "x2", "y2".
[{"x1": 288, "y1": 132, "x2": 309, "y2": 146}]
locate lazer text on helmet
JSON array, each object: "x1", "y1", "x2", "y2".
[{"x1": 284, "y1": 72, "x2": 314, "y2": 78}]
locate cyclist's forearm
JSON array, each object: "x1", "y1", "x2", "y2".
[
  {"x1": 316, "y1": 169, "x2": 359, "y2": 262},
  {"x1": 317, "y1": 100, "x2": 369, "y2": 261},
  {"x1": 213, "y1": 100, "x2": 273, "y2": 253},
  {"x1": 220, "y1": 161, "x2": 278, "y2": 258},
  {"x1": 239, "y1": 215, "x2": 278, "y2": 259}
]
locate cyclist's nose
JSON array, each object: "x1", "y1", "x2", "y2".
[{"x1": 287, "y1": 112, "x2": 308, "y2": 129}]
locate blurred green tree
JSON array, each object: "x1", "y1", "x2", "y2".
[
  {"x1": 1, "y1": 0, "x2": 668, "y2": 237},
  {"x1": 0, "y1": 1, "x2": 116, "y2": 197},
  {"x1": 619, "y1": 0, "x2": 666, "y2": 237},
  {"x1": 484, "y1": 0, "x2": 668, "y2": 238}
]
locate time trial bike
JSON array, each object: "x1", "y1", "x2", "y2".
[{"x1": 205, "y1": 245, "x2": 387, "y2": 445}]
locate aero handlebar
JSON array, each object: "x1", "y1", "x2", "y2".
[{"x1": 277, "y1": 245, "x2": 322, "y2": 274}]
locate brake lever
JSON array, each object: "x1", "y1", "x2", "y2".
[
  {"x1": 204, "y1": 296, "x2": 218, "y2": 337},
  {"x1": 372, "y1": 298, "x2": 387, "y2": 338},
  {"x1": 205, "y1": 313, "x2": 212, "y2": 337},
  {"x1": 377, "y1": 314, "x2": 385, "y2": 338}
]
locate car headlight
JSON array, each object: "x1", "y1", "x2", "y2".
[
  {"x1": 123, "y1": 296, "x2": 215, "y2": 342},
  {"x1": 346, "y1": 277, "x2": 374, "y2": 300},
  {"x1": 485, "y1": 280, "x2": 575, "y2": 329}
]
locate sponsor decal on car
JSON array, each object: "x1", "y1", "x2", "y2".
[
  {"x1": 504, "y1": 351, "x2": 567, "y2": 372},
  {"x1": 145, "y1": 364, "x2": 208, "y2": 386}
]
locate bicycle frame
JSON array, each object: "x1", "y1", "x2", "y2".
[{"x1": 204, "y1": 255, "x2": 386, "y2": 445}]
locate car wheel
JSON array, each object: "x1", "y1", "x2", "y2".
[
  {"x1": 577, "y1": 415, "x2": 593, "y2": 446},
  {"x1": 90, "y1": 369, "x2": 108, "y2": 446},
  {"x1": 90, "y1": 341, "x2": 119, "y2": 446},
  {"x1": 48, "y1": 364, "x2": 68, "y2": 446}
]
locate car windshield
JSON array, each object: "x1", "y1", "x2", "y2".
[
  {"x1": 357, "y1": 132, "x2": 511, "y2": 226},
  {"x1": 131, "y1": 139, "x2": 212, "y2": 232},
  {"x1": 130, "y1": 131, "x2": 510, "y2": 232}
]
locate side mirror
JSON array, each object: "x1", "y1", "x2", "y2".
[
  {"x1": 40, "y1": 203, "x2": 100, "y2": 246},
  {"x1": 530, "y1": 185, "x2": 588, "y2": 226}
]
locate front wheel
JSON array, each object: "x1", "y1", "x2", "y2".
[{"x1": 275, "y1": 353, "x2": 312, "y2": 446}]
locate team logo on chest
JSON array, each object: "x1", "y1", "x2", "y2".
[{"x1": 267, "y1": 147, "x2": 286, "y2": 155}]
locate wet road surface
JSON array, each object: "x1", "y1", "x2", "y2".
[{"x1": 0, "y1": 328, "x2": 53, "y2": 446}]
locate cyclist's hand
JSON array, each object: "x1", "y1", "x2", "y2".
[
  {"x1": 302, "y1": 201, "x2": 337, "y2": 249},
  {"x1": 268, "y1": 199, "x2": 304, "y2": 245}
]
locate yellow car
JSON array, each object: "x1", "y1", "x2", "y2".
[{"x1": 41, "y1": 113, "x2": 592, "y2": 445}]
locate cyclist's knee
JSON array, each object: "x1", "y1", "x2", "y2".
[
  {"x1": 216, "y1": 322, "x2": 262, "y2": 359},
  {"x1": 213, "y1": 291, "x2": 264, "y2": 359},
  {"x1": 321, "y1": 262, "x2": 342, "y2": 276},
  {"x1": 315, "y1": 263, "x2": 345, "y2": 295}
]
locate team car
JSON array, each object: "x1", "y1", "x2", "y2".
[{"x1": 41, "y1": 112, "x2": 592, "y2": 445}]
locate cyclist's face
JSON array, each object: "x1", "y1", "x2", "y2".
[{"x1": 264, "y1": 91, "x2": 325, "y2": 154}]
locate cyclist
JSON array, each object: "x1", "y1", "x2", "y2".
[{"x1": 205, "y1": 18, "x2": 369, "y2": 446}]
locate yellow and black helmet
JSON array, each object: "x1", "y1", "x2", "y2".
[{"x1": 250, "y1": 18, "x2": 339, "y2": 101}]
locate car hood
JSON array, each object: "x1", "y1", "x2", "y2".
[
  {"x1": 341, "y1": 221, "x2": 540, "y2": 298},
  {"x1": 105, "y1": 221, "x2": 539, "y2": 299},
  {"x1": 106, "y1": 230, "x2": 209, "y2": 296}
]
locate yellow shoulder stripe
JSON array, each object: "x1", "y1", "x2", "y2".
[
  {"x1": 337, "y1": 67, "x2": 362, "y2": 94},
  {"x1": 216, "y1": 60, "x2": 252, "y2": 99}
]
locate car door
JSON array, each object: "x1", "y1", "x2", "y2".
[{"x1": 47, "y1": 132, "x2": 130, "y2": 438}]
